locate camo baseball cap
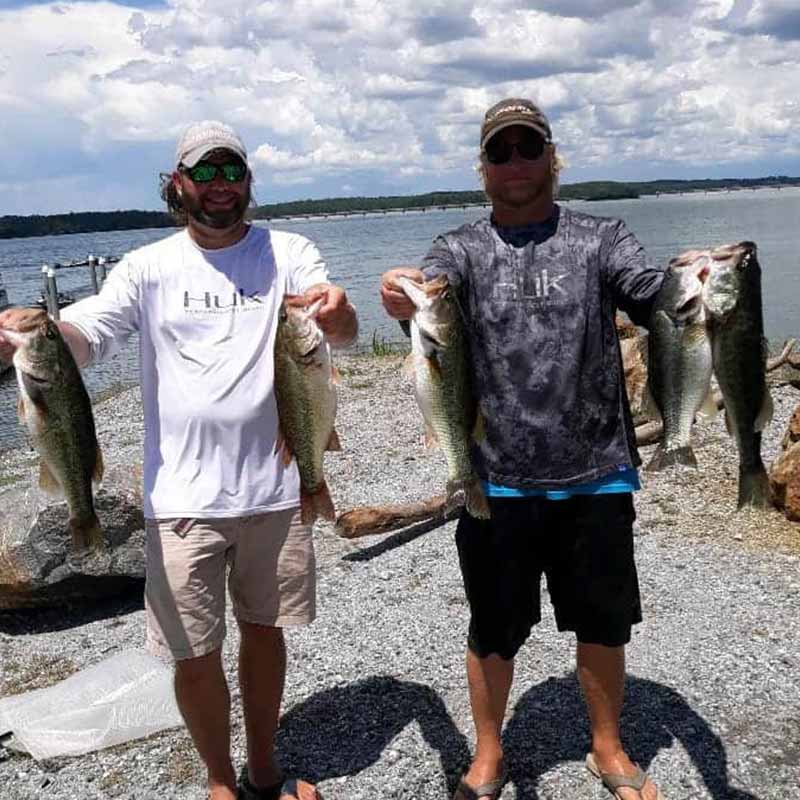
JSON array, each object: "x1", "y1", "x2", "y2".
[
  {"x1": 174, "y1": 120, "x2": 248, "y2": 169},
  {"x1": 480, "y1": 98, "x2": 552, "y2": 149}
]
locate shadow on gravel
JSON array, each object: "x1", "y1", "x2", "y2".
[
  {"x1": 275, "y1": 675, "x2": 471, "y2": 795},
  {"x1": 0, "y1": 582, "x2": 144, "y2": 635},
  {"x1": 504, "y1": 671, "x2": 761, "y2": 799},
  {"x1": 342, "y1": 517, "x2": 455, "y2": 563}
]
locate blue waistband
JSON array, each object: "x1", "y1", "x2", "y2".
[{"x1": 483, "y1": 466, "x2": 640, "y2": 501}]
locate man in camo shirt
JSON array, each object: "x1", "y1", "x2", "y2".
[{"x1": 381, "y1": 99, "x2": 665, "y2": 800}]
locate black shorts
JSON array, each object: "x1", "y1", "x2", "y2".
[{"x1": 455, "y1": 493, "x2": 642, "y2": 660}]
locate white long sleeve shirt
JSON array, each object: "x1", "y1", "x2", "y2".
[{"x1": 62, "y1": 225, "x2": 329, "y2": 519}]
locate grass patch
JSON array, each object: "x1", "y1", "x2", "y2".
[{"x1": 369, "y1": 331, "x2": 411, "y2": 357}]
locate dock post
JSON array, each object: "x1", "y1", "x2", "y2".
[
  {"x1": 41, "y1": 264, "x2": 48, "y2": 304},
  {"x1": 88, "y1": 254, "x2": 99, "y2": 294},
  {"x1": 98, "y1": 256, "x2": 107, "y2": 282},
  {"x1": 45, "y1": 266, "x2": 60, "y2": 320}
]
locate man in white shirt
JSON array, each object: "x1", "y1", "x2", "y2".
[{"x1": 0, "y1": 120, "x2": 357, "y2": 800}]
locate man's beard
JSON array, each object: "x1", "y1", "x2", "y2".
[
  {"x1": 183, "y1": 187, "x2": 250, "y2": 229},
  {"x1": 487, "y1": 176, "x2": 550, "y2": 209}
]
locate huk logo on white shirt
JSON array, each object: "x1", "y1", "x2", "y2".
[{"x1": 183, "y1": 288, "x2": 264, "y2": 314}]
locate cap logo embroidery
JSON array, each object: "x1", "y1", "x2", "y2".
[{"x1": 487, "y1": 104, "x2": 537, "y2": 120}]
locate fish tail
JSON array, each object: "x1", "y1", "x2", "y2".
[
  {"x1": 300, "y1": 482, "x2": 336, "y2": 525},
  {"x1": 446, "y1": 477, "x2": 491, "y2": 520},
  {"x1": 464, "y1": 477, "x2": 490, "y2": 520},
  {"x1": 70, "y1": 513, "x2": 105, "y2": 552},
  {"x1": 737, "y1": 466, "x2": 772, "y2": 510},
  {"x1": 646, "y1": 445, "x2": 698, "y2": 471}
]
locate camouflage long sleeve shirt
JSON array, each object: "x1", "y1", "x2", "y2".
[{"x1": 421, "y1": 205, "x2": 665, "y2": 488}]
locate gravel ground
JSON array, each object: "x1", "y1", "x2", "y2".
[{"x1": 1, "y1": 350, "x2": 799, "y2": 800}]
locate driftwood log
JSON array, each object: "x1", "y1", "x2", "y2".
[
  {"x1": 335, "y1": 495, "x2": 457, "y2": 539},
  {"x1": 337, "y1": 338, "x2": 799, "y2": 539}
]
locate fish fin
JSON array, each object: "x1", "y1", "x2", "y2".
[
  {"x1": 737, "y1": 466, "x2": 772, "y2": 510},
  {"x1": 424, "y1": 424, "x2": 438, "y2": 449},
  {"x1": 696, "y1": 390, "x2": 718, "y2": 422},
  {"x1": 300, "y1": 482, "x2": 336, "y2": 525},
  {"x1": 402, "y1": 353, "x2": 416, "y2": 380},
  {"x1": 38, "y1": 461, "x2": 62, "y2": 495},
  {"x1": 275, "y1": 428, "x2": 294, "y2": 466},
  {"x1": 646, "y1": 445, "x2": 697, "y2": 471},
  {"x1": 471, "y1": 412, "x2": 486, "y2": 443},
  {"x1": 641, "y1": 384, "x2": 662, "y2": 423},
  {"x1": 755, "y1": 390, "x2": 773, "y2": 432},
  {"x1": 92, "y1": 445, "x2": 104, "y2": 484},
  {"x1": 70, "y1": 514, "x2": 105, "y2": 552},
  {"x1": 326, "y1": 428, "x2": 342, "y2": 451},
  {"x1": 331, "y1": 365, "x2": 341, "y2": 385}
]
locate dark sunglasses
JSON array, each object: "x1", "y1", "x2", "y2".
[
  {"x1": 180, "y1": 161, "x2": 248, "y2": 183},
  {"x1": 484, "y1": 131, "x2": 548, "y2": 165}
]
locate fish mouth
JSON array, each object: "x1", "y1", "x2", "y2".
[
  {"x1": 674, "y1": 294, "x2": 704, "y2": 322},
  {"x1": 710, "y1": 241, "x2": 757, "y2": 271},
  {"x1": 397, "y1": 274, "x2": 450, "y2": 309}
]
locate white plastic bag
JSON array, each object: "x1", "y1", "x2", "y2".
[{"x1": 0, "y1": 649, "x2": 184, "y2": 760}]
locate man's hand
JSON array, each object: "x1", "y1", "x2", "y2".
[
  {"x1": 380, "y1": 266, "x2": 424, "y2": 320},
  {"x1": 297, "y1": 283, "x2": 358, "y2": 348},
  {"x1": 0, "y1": 309, "x2": 91, "y2": 368},
  {"x1": 0, "y1": 308, "x2": 24, "y2": 365}
]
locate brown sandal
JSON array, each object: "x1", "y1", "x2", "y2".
[
  {"x1": 452, "y1": 770, "x2": 507, "y2": 800},
  {"x1": 586, "y1": 753, "x2": 665, "y2": 799}
]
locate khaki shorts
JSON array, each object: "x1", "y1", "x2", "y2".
[{"x1": 144, "y1": 508, "x2": 316, "y2": 661}]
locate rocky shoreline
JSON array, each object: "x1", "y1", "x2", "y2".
[{"x1": 1, "y1": 351, "x2": 799, "y2": 799}]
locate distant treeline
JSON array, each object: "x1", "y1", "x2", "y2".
[
  {"x1": 0, "y1": 210, "x2": 174, "y2": 240},
  {"x1": 2, "y1": 176, "x2": 799, "y2": 239}
]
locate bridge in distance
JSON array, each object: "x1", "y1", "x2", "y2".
[{"x1": 260, "y1": 201, "x2": 491, "y2": 222}]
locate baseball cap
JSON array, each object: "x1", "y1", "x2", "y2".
[
  {"x1": 480, "y1": 98, "x2": 552, "y2": 149},
  {"x1": 174, "y1": 120, "x2": 248, "y2": 169}
]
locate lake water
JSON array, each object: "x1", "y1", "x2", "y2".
[{"x1": 1, "y1": 187, "x2": 799, "y2": 452}]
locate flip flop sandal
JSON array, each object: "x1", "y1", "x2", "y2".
[
  {"x1": 452, "y1": 770, "x2": 507, "y2": 800},
  {"x1": 585, "y1": 753, "x2": 666, "y2": 799},
  {"x1": 238, "y1": 774, "x2": 325, "y2": 800},
  {"x1": 237, "y1": 775, "x2": 283, "y2": 800}
]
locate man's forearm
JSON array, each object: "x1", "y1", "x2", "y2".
[{"x1": 57, "y1": 321, "x2": 91, "y2": 368}]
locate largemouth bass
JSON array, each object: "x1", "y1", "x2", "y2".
[
  {"x1": 646, "y1": 250, "x2": 716, "y2": 470},
  {"x1": 398, "y1": 275, "x2": 489, "y2": 520},
  {"x1": 274, "y1": 297, "x2": 340, "y2": 524},
  {"x1": 1, "y1": 308, "x2": 104, "y2": 550},
  {"x1": 704, "y1": 242, "x2": 773, "y2": 508}
]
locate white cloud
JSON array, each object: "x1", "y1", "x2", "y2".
[{"x1": 0, "y1": 0, "x2": 799, "y2": 214}]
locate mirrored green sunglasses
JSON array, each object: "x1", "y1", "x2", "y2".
[{"x1": 181, "y1": 161, "x2": 248, "y2": 183}]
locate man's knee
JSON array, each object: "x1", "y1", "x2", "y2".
[
  {"x1": 238, "y1": 620, "x2": 284, "y2": 647},
  {"x1": 174, "y1": 647, "x2": 223, "y2": 683}
]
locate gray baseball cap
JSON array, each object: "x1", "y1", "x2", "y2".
[
  {"x1": 480, "y1": 98, "x2": 552, "y2": 149},
  {"x1": 174, "y1": 120, "x2": 248, "y2": 169}
]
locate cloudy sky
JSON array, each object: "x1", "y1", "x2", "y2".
[{"x1": 1, "y1": 0, "x2": 799, "y2": 215}]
